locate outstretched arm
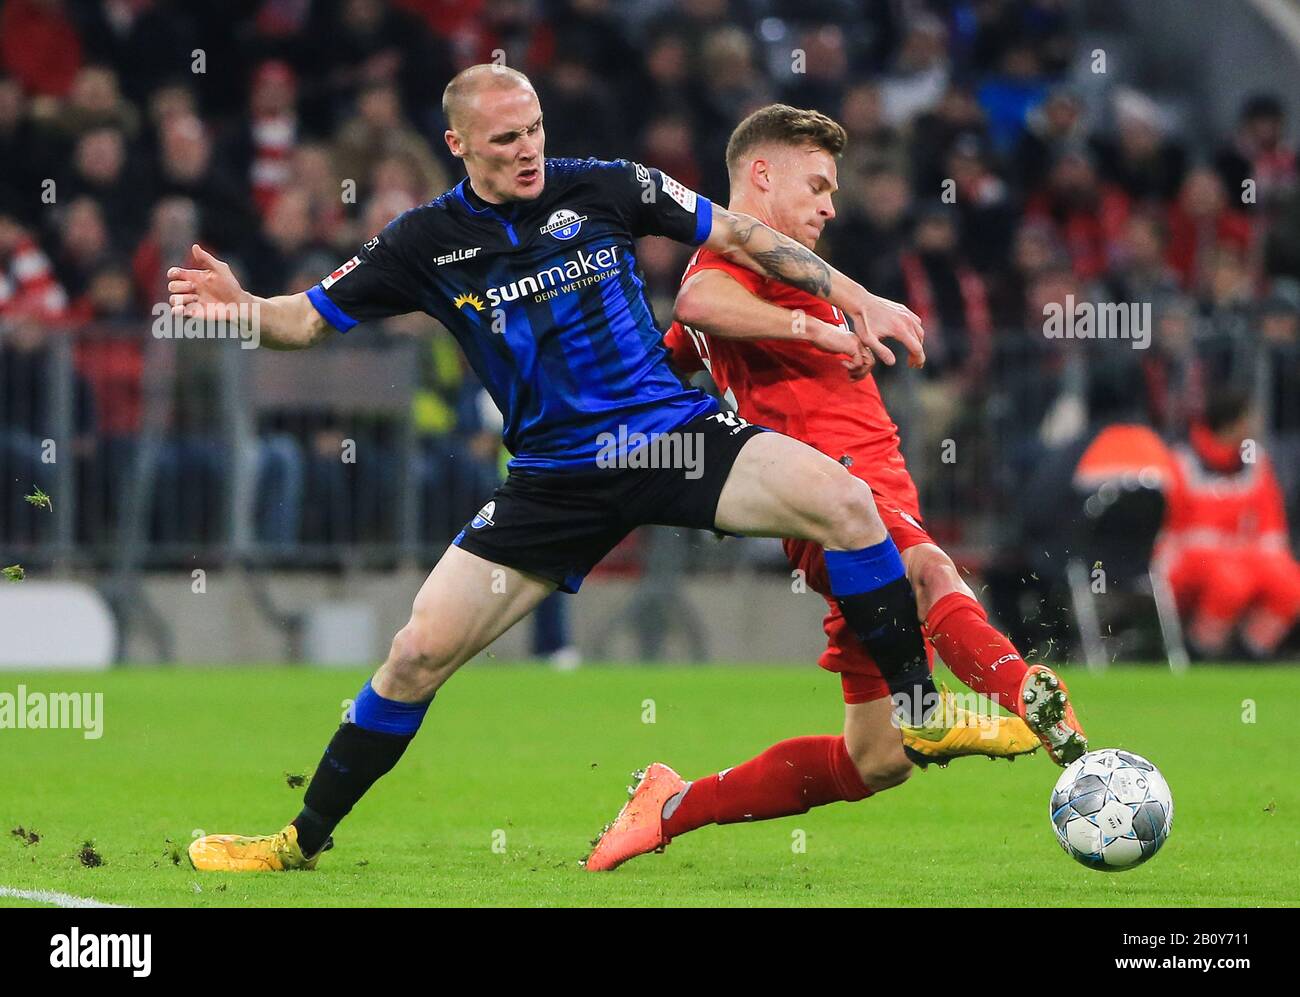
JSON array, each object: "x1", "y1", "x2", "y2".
[
  {"x1": 703, "y1": 206, "x2": 925, "y2": 368},
  {"x1": 674, "y1": 268, "x2": 871, "y2": 378},
  {"x1": 168, "y1": 244, "x2": 331, "y2": 350}
]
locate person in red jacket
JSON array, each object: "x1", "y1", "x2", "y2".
[{"x1": 1156, "y1": 388, "x2": 1300, "y2": 657}]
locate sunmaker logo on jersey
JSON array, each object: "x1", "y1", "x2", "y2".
[
  {"x1": 540, "y1": 209, "x2": 586, "y2": 240},
  {"x1": 484, "y1": 244, "x2": 621, "y2": 306},
  {"x1": 453, "y1": 292, "x2": 486, "y2": 313}
]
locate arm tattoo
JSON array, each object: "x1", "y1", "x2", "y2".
[{"x1": 728, "y1": 214, "x2": 832, "y2": 298}]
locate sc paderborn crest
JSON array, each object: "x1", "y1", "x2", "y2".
[
  {"x1": 540, "y1": 209, "x2": 586, "y2": 241},
  {"x1": 471, "y1": 500, "x2": 496, "y2": 529}
]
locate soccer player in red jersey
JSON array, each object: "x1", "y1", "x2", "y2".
[{"x1": 586, "y1": 104, "x2": 1087, "y2": 872}]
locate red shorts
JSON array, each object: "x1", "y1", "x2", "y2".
[{"x1": 784, "y1": 480, "x2": 935, "y2": 705}]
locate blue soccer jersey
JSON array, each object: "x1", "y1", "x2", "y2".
[{"x1": 307, "y1": 158, "x2": 720, "y2": 471}]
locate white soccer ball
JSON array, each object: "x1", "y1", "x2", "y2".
[{"x1": 1049, "y1": 748, "x2": 1173, "y2": 870}]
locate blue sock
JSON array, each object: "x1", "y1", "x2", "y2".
[
  {"x1": 824, "y1": 538, "x2": 935, "y2": 725},
  {"x1": 824, "y1": 537, "x2": 906, "y2": 598},
  {"x1": 352, "y1": 680, "x2": 432, "y2": 735},
  {"x1": 294, "y1": 681, "x2": 433, "y2": 855}
]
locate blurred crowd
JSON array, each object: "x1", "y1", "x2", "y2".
[{"x1": 1, "y1": 0, "x2": 1298, "y2": 571}]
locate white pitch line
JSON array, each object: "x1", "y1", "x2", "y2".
[{"x1": 0, "y1": 886, "x2": 125, "y2": 908}]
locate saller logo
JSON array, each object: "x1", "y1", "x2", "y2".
[
  {"x1": 436, "y1": 247, "x2": 480, "y2": 266},
  {"x1": 471, "y1": 501, "x2": 496, "y2": 529}
]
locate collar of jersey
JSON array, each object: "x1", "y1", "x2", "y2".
[
  {"x1": 455, "y1": 178, "x2": 524, "y2": 217},
  {"x1": 454, "y1": 178, "x2": 526, "y2": 246}
]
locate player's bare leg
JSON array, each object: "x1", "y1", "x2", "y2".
[
  {"x1": 901, "y1": 542, "x2": 1087, "y2": 765},
  {"x1": 189, "y1": 546, "x2": 555, "y2": 871},
  {"x1": 715, "y1": 431, "x2": 936, "y2": 725}
]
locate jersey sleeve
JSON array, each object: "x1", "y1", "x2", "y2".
[
  {"x1": 306, "y1": 213, "x2": 424, "y2": 332},
  {"x1": 597, "y1": 160, "x2": 713, "y2": 245}
]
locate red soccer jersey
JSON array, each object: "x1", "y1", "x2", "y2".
[{"x1": 664, "y1": 246, "x2": 915, "y2": 504}]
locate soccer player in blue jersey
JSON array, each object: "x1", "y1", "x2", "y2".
[{"x1": 176, "y1": 65, "x2": 939, "y2": 872}]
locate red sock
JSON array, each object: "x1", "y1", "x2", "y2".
[
  {"x1": 923, "y1": 591, "x2": 1029, "y2": 716},
  {"x1": 662, "y1": 735, "x2": 871, "y2": 838}
]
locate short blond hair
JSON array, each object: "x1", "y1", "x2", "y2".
[{"x1": 442, "y1": 64, "x2": 535, "y2": 130}]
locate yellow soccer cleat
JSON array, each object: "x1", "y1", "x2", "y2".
[
  {"x1": 900, "y1": 685, "x2": 1039, "y2": 767},
  {"x1": 187, "y1": 824, "x2": 328, "y2": 872}
]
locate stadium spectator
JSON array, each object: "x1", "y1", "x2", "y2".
[
  {"x1": 244, "y1": 189, "x2": 329, "y2": 297},
  {"x1": 975, "y1": 41, "x2": 1049, "y2": 154},
  {"x1": 53, "y1": 196, "x2": 114, "y2": 300},
  {"x1": 1091, "y1": 87, "x2": 1186, "y2": 204},
  {"x1": 0, "y1": 213, "x2": 67, "y2": 319},
  {"x1": 1139, "y1": 296, "x2": 1206, "y2": 436},
  {"x1": 1165, "y1": 166, "x2": 1252, "y2": 292},
  {"x1": 1215, "y1": 93, "x2": 1296, "y2": 215},
  {"x1": 638, "y1": 33, "x2": 694, "y2": 126},
  {"x1": 227, "y1": 60, "x2": 301, "y2": 216},
  {"x1": 0, "y1": 74, "x2": 51, "y2": 224},
  {"x1": 824, "y1": 166, "x2": 912, "y2": 296},
  {"x1": 1094, "y1": 210, "x2": 1180, "y2": 307},
  {"x1": 835, "y1": 81, "x2": 909, "y2": 188},
  {"x1": 333, "y1": 80, "x2": 449, "y2": 201},
  {"x1": 131, "y1": 196, "x2": 200, "y2": 311},
  {"x1": 153, "y1": 114, "x2": 255, "y2": 257},
  {"x1": 890, "y1": 205, "x2": 992, "y2": 385},
  {"x1": 0, "y1": 0, "x2": 82, "y2": 98},
  {"x1": 64, "y1": 125, "x2": 147, "y2": 249},
  {"x1": 945, "y1": 132, "x2": 1018, "y2": 273},
  {"x1": 1024, "y1": 147, "x2": 1129, "y2": 281},
  {"x1": 909, "y1": 83, "x2": 989, "y2": 195},
  {"x1": 988, "y1": 218, "x2": 1064, "y2": 328},
  {"x1": 533, "y1": 54, "x2": 623, "y2": 159},
  {"x1": 781, "y1": 24, "x2": 850, "y2": 116},
  {"x1": 289, "y1": 143, "x2": 350, "y2": 251},
  {"x1": 1013, "y1": 84, "x2": 1087, "y2": 194},
  {"x1": 878, "y1": 14, "x2": 950, "y2": 127},
  {"x1": 51, "y1": 64, "x2": 140, "y2": 143}
]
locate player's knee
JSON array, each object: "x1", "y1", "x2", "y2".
[
  {"x1": 908, "y1": 550, "x2": 966, "y2": 611},
  {"x1": 820, "y1": 474, "x2": 884, "y2": 550},
  {"x1": 387, "y1": 615, "x2": 457, "y2": 688}
]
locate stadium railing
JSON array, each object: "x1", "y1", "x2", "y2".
[{"x1": 2, "y1": 317, "x2": 1296, "y2": 661}]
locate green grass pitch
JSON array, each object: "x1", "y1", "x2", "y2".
[{"x1": 1, "y1": 663, "x2": 1297, "y2": 907}]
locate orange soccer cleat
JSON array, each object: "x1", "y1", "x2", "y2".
[
  {"x1": 583, "y1": 762, "x2": 685, "y2": 872},
  {"x1": 1019, "y1": 664, "x2": 1088, "y2": 765}
]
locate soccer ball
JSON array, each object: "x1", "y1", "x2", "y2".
[{"x1": 1049, "y1": 749, "x2": 1173, "y2": 870}]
